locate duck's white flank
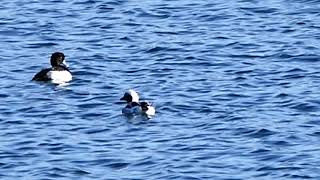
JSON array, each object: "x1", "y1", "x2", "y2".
[
  {"x1": 47, "y1": 71, "x2": 72, "y2": 83},
  {"x1": 144, "y1": 105, "x2": 155, "y2": 116}
]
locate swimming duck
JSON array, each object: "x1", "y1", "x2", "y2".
[
  {"x1": 32, "y1": 52, "x2": 72, "y2": 83},
  {"x1": 120, "y1": 89, "x2": 155, "y2": 117},
  {"x1": 140, "y1": 101, "x2": 156, "y2": 116}
]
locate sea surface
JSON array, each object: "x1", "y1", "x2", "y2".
[{"x1": 0, "y1": 0, "x2": 320, "y2": 179}]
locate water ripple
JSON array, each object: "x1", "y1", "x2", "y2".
[{"x1": 0, "y1": 0, "x2": 320, "y2": 179}]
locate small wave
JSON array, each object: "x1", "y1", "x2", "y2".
[
  {"x1": 24, "y1": 42, "x2": 58, "y2": 48},
  {"x1": 291, "y1": 102, "x2": 318, "y2": 112},
  {"x1": 239, "y1": 7, "x2": 279, "y2": 14},
  {"x1": 248, "y1": 128, "x2": 276, "y2": 138},
  {"x1": 105, "y1": 162, "x2": 130, "y2": 169}
]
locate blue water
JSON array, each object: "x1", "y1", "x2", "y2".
[{"x1": 1, "y1": 0, "x2": 320, "y2": 179}]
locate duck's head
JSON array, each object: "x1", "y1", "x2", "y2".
[
  {"x1": 120, "y1": 89, "x2": 139, "y2": 103},
  {"x1": 140, "y1": 101, "x2": 150, "y2": 112},
  {"x1": 50, "y1": 52, "x2": 66, "y2": 67}
]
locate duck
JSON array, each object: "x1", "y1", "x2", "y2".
[
  {"x1": 32, "y1": 52, "x2": 72, "y2": 83},
  {"x1": 120, "y1": 89, "x2": 155, "y2": 117},
  {"x1": 140, "y1": 101, "x2": 156, "y2": 116}
]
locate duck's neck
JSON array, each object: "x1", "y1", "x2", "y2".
[{"x1": 52, "y1": 65, "x2": 70, "y2": 71}]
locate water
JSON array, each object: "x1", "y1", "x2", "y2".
[{"x1": 0, "y1": 0, "x2": 320, "y2": 179}]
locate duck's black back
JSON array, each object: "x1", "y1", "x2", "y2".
[{"x1": 32, "y1": 68, "x2": 51, "y2": 81}]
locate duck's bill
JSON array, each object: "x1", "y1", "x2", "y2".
[{"x1": 62, "y1": 61, "x2": 69, "y2": 67}]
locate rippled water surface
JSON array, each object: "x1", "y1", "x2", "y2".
[{"x1": 1, "y1": 0, "x2": 320, "y2": 179}]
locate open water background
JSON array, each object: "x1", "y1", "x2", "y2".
[{"x1": 0, "y1": 0, "x2": 320, "y2": 179}]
